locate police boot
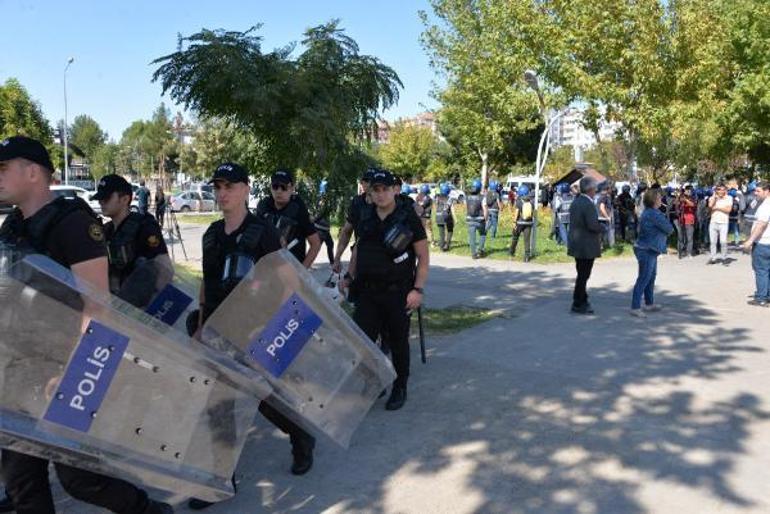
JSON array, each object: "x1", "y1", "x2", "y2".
[
  {"x1": 385, "y1": 385, "x2": 407, "y2": 411},
  {"x1": 187, "y1": 475, "x2": 236, "y2": 510},
  {"x1": 290, "y1": 432, "x2": 315, "y2": 475}
]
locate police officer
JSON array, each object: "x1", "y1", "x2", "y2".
[
  {"x1": 435, "y1": 183, "x2": 454, "y2": 251},
  {"x1": 332, "y1": 168, "x2": 375, "y2": 274},
  {"x1": 510, "y1": 185, "x2": 535, "y2": 262},
  {"x1": 615, "y1": 184, "x2": 636, "y2": 241},
  {"x1": 188, "y1": 162, "x2": 315, "y2": 510},
  {"x1": 416, "y1": 184, "x2": 434, "y2": 245},
  {"x1": 93, "y1": 174, "x2": 172, "y2": 308},
  {"x1": 256, "y1": 169, "x2": 321, "y2": 268},
  {"x1": 345, "y1": 169, "x2": 429, "y2": 410},
  {"x1": 465, "y1": 179, "x2": 487, "y2": 259},
  {"x1": 485, "y1": 180, "x2": 503, "y2": 239},
  {"x1": 312, "y1": 180, "x2": 335, "y2": 265},
  {"x1": 0, "y1": 136, "x2": 172, "y2": 514}
]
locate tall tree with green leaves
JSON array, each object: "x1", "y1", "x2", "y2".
[
  {"x1": 378, "y1": 122, "x2": 442, "y2": 181},
  {"x1": 152, "y1": 20, "x2": 401, "y2": 195},
  {"x1": 69, "y1": 114, "x2": 107, "y2": 162}
]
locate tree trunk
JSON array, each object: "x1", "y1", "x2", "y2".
[{"x1": 479, "y1": 150, "x2": 489, "y2": 188}]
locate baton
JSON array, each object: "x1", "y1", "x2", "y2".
[{"x1": 417, "y1": 306, "x2": 427, "y2": 364}]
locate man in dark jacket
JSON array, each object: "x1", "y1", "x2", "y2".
[{"x1": 568, "y1": 177, "x2": 604, "y2": 314}]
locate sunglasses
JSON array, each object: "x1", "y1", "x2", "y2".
[{"x1": 271, "y1": 183, "x2": 289, "y2": 191}]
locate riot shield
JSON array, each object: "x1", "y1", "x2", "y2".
[
  {"x1": 114, "y1": 255, "x2": 174, "y2": 309},
  {"x1": 202, "y1": 250, "x2": 397, "y2": 448},
  {"x1": 0, "y1": 253, "x2": 268, "y2": 502}
]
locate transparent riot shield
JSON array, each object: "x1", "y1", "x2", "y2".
[
  {"x1": 0, "y1": 253, "x2": 268, "y2": 502},
  {"x1": 113, "y1": 256, "x2": 174, "y2": 309},
  {"x1": 202, "y1": 250, "x2": 397, "y2": 447},
  {"x1": 142, "y1": 266, "x2": 199, "y2": 335}
]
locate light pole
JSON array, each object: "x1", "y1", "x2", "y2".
[
  {"x1": 524, "y1": 69, "x2": 551, "y2": 257},
  {"x1": 63, "y1": 57, "x2": 74, "y2": 185}
]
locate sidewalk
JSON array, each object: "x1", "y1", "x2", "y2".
[{"x1": 48, "y1": 224, "x2": 770, "y2": 513}]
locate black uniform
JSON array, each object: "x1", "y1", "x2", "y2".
[
  {"x1": 418, "y1": 195, "x2": 432, "y2": 220},
  {"x1": 434, "y1": 194, "x2": 454, "y2": 251},
  {"x1": 0, "y1": 197, "x2": 163, "y2": 514},
  {"x1": 104, "y1": 212, "x2": 168, "y2": 308},
  {"x1": 200, "y1": 213, "x2": 315, "y2": 476},
  {"x1": 510, "y1": 196, "x2": 534, "y2": 260},
  {"x1": 352, "y1": 201, "x2": 427, "y2": 389},
  {"x1": 346, "y1": 193, "x2": 369, "y2": 227},
  {"x1": 256, "y1": 195, "x2": 316, "y2": 263}
]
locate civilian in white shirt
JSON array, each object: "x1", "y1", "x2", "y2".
[
  {"x1": 742, "y1": 182, "x2": 770, "y2": 307},
  {"x1": 707, "y1": 184, "x2": 733, "y2": 264}
]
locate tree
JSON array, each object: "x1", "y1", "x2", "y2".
[
  {"x1": 119, "y1": 104, "x2": 177, "y2": 178},
  {"x1": 69, "y1": 115, "x2": 106, "y2": 163},
  {"x1": 151, "y1": 20, "x2": 401, "y2": 194},
  {"x1": 0, "y1": 78, "x2": 60, "y2": 169},
  {"x1": 90, "y1": 142, "x2": 120, "y2": 180},
  {"x1": 378, "y1": 122, "x2": 441, "y2": 180}
]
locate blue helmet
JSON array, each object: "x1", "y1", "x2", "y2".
[
  {"x1": 319, "y1": 179, "x2": 328, "y2": 195},
  {"x1": 402, "y1": 184, "x2": 412, "y2": 195},
  {"x1": 517, "y1": 185, "x2": 530, "y2": 197},
  {"x1": 557, "y1": 182, "x2": 570, "y2": 194},
  {"x1": 748, "y1": 181, "x2": 757, "y2": 193},
  {"x1": 665, "y1": 186, "x2": 674, "y2": 195},
  {"x1": 420, "y1": 184, "x2": 430, "y2": 195},
  {"x1": 728, "y1": 188, "x2": 738, "y2": 198},
  {"x1": 440, "y1": 183, "x2": 451, "y2": 196},
  {"x1": 489, "y1": 180, "x2": 498, "y2": 190},
  {"x1": 471, "y1": 179, "x2": 482, "y2": 194}
]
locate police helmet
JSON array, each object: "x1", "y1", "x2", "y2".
[
  {"x1": 728, "y1": 188, "x2": 738, "y2": 198},
  {"x1": 665, "y1": 186, "x2": 674, "y2": 195},
  {"x1": 748, "y1": 181, "x2": 757, "y2": 193},
  {"x1": 489, "y1": 180, "x2": 498, "y2": 190},
  {"x1": 440, "y1": 183, "x2": 451, "y2": 196},
  {"x1": 471, "y1": 179, "x2": 482, "y2": 194},
  {"x1": 420, "y1": 184, "x2": 430, "y2": 195},
  {"x1": 402, "y1": 184, "x2": 412, "y2": 195},
  {"x1": 557, "y1": 182, "x2": 570, "y2": 194},
  {"x1": 517, "y1": 185, "x2": 530, "y2": 197}
]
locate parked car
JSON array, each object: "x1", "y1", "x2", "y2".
[{"x1": 171, "y1": 191, "x2": 216, "y2": 212}]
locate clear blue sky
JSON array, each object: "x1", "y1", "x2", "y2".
[{"x1": 0, "y1": 0, "x2": 439, "y2": 140}]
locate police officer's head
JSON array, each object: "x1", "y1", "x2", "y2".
[
  {"x1": 209, "y1": 162, "x2": 250, "y2": 214},
  {"x1": 0, "y1": 136, "x2": 55, "y2": 205},
  {"x1": 360, "y1": 168, "x2": 376, "y2": 194},
  {"x1": 92, "y1": 174, "x2": 133, "y2": 217},
  {"x1": 369, "y1": 168, "x2": 396, "y2": 208},
  {"x1": 270, "y1": 169, "x2": 294, "y2": 207}
]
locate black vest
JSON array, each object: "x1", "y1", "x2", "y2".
[
  {"x1": 466, "y1": 194, "x2": 483, "y2": 219},
  {"x1": 355, "y1": 203, "x2": 415, "y2": 283},
  {"x1": 419, "y1": 196, "x2": 433, "y2": 219},
  {"x1": 435, "y1": 195, "x2": 452, "y2": 224},
  {"x1": 201, "y1": 216, "x2": 265, "y2": 319},
  {"x1": 106, "y1": 212, "x2": 154, "y2": 289}
]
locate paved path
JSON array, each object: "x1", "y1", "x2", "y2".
[{"x1": 26, "y1": 222, "x2": 770, "y2": 513}]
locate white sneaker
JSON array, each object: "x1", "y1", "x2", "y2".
[
  {"x1": 643, "y1": 304, "x2": 663, "y2": 312},
  {"x1": 630, "y1": 309, "x2": 647, "y2": 318}
]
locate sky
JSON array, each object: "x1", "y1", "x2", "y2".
[{"x1": 0, "y1": 0, "x2": 439, "y2": 140}]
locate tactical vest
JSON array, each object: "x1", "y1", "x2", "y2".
[
  {"x1": 420, "y1": 196, "x2": 433, "y2": 219},
  {"x1": 435, "y1": 195, "x2": 452, "y2": 225},
  {"x1": 466, "y1": 194, "x2": 483, "y2": 220},
  {"x1": 106, "y1": 212, "x2": 152, "y2": 292},
  {"x1": 485, "y1": 191, "x2": 500, "y2": 213},
  {"x1": 744, "y1": 194, "x2": 760, "y2": 223},
  {"x1": 355, "y1": 203, "x2": 415, "y2": 282},
  {"x1": 558, "y1": 194, "x2": 573, "y2": 224},
  {"x1": 202, "y1": 217, "x2": 265, "y2": 318},
  {"x1": 265, "y1": 200, "x2": 301, "y2": 245}
]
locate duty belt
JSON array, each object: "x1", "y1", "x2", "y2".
[{"x1": 355, "y1": 278, "x2": 412, "y2": 292}]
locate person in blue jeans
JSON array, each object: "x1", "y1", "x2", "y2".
[
  {"x1": 742, "y1": 182, "x2": 770, "y2": 307},
  {"x1": 630, "y1": 189, "x2": 674, "y2": 317}
]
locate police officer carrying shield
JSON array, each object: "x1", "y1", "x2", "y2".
[
  {"x1": 345, "y1": 169, "x2": 429, "y2": 410},
  {"x1": 0, "y1": 136, "x2": 172, "y2": 514},
  {"x1": 93, "y1": 174, "x2": 172, "y2": 308},
  {"x1": 255, "y1": 169, "x2": 322, "y2": 268},
  {"x1": 188, "y1": 163, "x2": 315, "y2": 510}
]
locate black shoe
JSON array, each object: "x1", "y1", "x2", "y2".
[
  {"x1": 188, "y1": 476, "x2": 236, "y2": 510},
  {"x1": 571, "y1": 304, "x2": 594, "y2": 315},
  {"x1": 385, "y1": 386, "x2": 407, "y2": 411},
  {"x1": 0, "y1": 493, "x2": 13, "y2": 514},
  {"x1": 145, "y1": 500, "x2": 174, "y2": 514},
  {"x1": 747, "y1": 299, "x2": 770, "y2": 307},
  {"x1": 290, "y1": 433, "x2": 315, "y2": 475}
]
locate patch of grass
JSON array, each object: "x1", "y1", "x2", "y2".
[
  {"x1": 419, "y1": 306, "x2": 502, "y2": 333},
  {"x1": 174, "y1": 261, "x2": 202, "y2": 287},
  {"x1": 175, "y1": 213, "x2": 222, "y2": 225},
  {"x1": 434, "y1": 205, "x2": 634, "y2": 264}
]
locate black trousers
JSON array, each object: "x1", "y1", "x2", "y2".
[
  {"x1": 353, "y1": 287, "x2": 411, "y2": 388},
  {"x1": 511, "y1": 224, "x2": 532, "y2": 257},
  {"x1": 317, "y1": 229, "x2": 335, "y2": 264},
  {"x1": 1, "y1": 449, "x2": 151, "y2": 514},
  {"x1": 258, "y1": 401, "x2": 314, "y2": 450},
  {"x1": 573, "y1": 258, "x2": 595, "y2": 308}
]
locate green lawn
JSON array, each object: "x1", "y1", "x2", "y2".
[
  {"x1": 434, "y1": 205, "x2": 634, "y2": 264},
  {"x1": 174, "y1": 213, "x2": 222, "y2": 225}
]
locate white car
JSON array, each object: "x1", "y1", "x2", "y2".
[{"x1": 171, "y1": 191, "x2": 217, "y2": 212}]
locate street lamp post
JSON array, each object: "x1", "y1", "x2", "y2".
[
  {"x1": 63, "y1": 57, "x2": 74, "y2": 185},
  {"x1": 523, "y1": 69, "x2": 555, "y2": 257}
]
